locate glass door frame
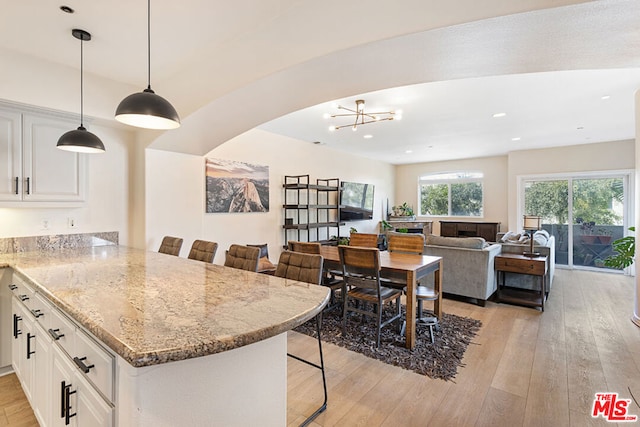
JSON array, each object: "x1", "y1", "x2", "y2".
[{"x1": 517, "y1": 169, "x2": 635, "y2": 273}]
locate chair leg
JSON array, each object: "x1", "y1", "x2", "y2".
[
  {"x1": 376, "y1": 300, "x2": 383, "y2": 348},
  {"x1": 287, "y1": 314, "x2": 327, "y2": 426}
]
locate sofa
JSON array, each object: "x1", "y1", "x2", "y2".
[
  {"x1": 496, "y1": 230, "x2": 555, "y2": 294},
  {"x1": 423, "y1": 235, "x2": 502, "y2": 306}
]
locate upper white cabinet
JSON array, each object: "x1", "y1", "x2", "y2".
[{"x1": 0, "y1": 105, "x2": 87, "y2": 205}]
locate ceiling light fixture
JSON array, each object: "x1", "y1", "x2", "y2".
[
  {"x1": 327, "y1": 99, "x2": 398, "y2": 131},
  {"x1": 511, "y1": 137, "x2": 521, "y2": 141},
  {"x1": 115, "y1": 0, "x2": 180, "y2": 130},
  {"x1": 492, "y1": 112, "x2": 507, "y2": 118},
  {"x1": 363, "y1": 134, "x2": 373, "y2": 139},
  {"x1": 56, "y1": 29, "x2": 105, "y2": 154}
]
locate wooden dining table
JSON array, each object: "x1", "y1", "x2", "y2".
[{"x1": 319, "y1": 246, "x2": 443, "y2": 349}]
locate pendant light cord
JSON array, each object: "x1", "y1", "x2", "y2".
[
  {"x1": 80, "y1": 34, "x2": 84, "y2": 128},
  {"x1": 147, "y1": 0, "x2": 151, "y2": 90}
]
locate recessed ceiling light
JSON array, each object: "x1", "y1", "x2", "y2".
[
  {"x1": 511, "y1": 137, "x2": 521, "y2": 141},
  {"x1": 363, "y1": 134, "x2": 373, "y2": 139},
  {"x1": 405, "y1": 150, "x2": 413, "y2": 154},
  {"x1": 492, "y1": 112, "x2": 506, "y2": 118},
  {"x1": 601, "y1": 95, "x2": 611, "y2": 100}
]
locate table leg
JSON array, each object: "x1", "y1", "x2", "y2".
[
  {"x1": 405, "y1": 270, "x2": 416, "y2": 349},
  {"x1": 434, "y1": 260, "x2": 443, "y2": 319}
]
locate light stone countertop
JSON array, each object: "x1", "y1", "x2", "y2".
[{"x1": 1, "y1": 246, "x2": 330, "y2": 368}]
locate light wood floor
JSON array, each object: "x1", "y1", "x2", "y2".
[{"x1": 2, "y1": 269, "x2": 639, "y2": 426}]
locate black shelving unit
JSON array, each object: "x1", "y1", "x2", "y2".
[{"x1": 283, "y1": 175, "x2": 341, "y2": 247}]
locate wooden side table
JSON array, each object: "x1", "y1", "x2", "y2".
[{"x1": 494, "y1": 253, "x2": 548, "y2": 311}]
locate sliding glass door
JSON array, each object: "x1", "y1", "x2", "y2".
[{"x1": 522, "y1": 173, "x2": 630, "y2": 271}]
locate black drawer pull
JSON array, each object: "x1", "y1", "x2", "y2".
[
  {"x1": 31, "y1": 309, "x2": 43, "y2": 318},
  {"x1": 19, "y1": 294, "x2": 29, "y2": 302},
  {"x1": 27, "y1": 333, "x2": 35, "y2": 359},
  {"x1": 62, "y1": 381, "x2": 77, "y2": 425},
  {"x1": 8, "y1": 284, "x2": 17, "y2": 291},
  {"x1": 13, "y1": 314, "x2": 22, "y2": 339},
  {"x1": 48, "y1": 328, "x2": 65, "y2": 341},
  {"x1": 73, "y1": 356, "x2": 95, "y2": 374}
]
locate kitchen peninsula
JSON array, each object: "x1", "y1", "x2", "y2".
[{"x1": 1, "y1": 245, "x2": 329, "y2": 426}]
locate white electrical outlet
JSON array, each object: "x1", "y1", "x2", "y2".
[
  {"x1": 42, "y1": 219, "x2": 50, "y2": 230},
  {"x1": 67, "y1": 218, "x2": 76, "y2": 228}
]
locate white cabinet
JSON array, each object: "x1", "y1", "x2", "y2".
[
  {"x1": 0, "y1": 105, "x2": 87, "y2": 204},
  {"x1": 51, "y1": 344, "x2": 113, "y2": 427},
  {"x1": 10, "y1": 273, "x2": 114, "y2": 427}
]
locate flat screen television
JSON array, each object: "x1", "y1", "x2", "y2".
[{"x1": 340, "y1": 181, "x2": 375, "y2": 221}]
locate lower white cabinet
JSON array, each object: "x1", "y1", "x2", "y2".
[
  {"x1": 9, "y1": 274, "x2": 114, "y2": 427},
  {"x1": 51, "y1": 344, "x2": 113, "y2": 427}
]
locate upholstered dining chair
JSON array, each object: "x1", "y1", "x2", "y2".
[
  {"x1": 339, "y1": 245, "x2": 403, "y2": 348},
  {"x1": 223, "y1": 244, "x2": 260, "y2": 272},
  {"x1": 187, "y1": 240, "x2": 218, "y2": 263},
  {"x1": 287, "y1": 240, "x2": 321, "y2": 254},
  {"x1": 348, "y1": 232, "x2": 379, "y2": 248},
  {"x1": 275, "y1": 250, "x2": 327, "y2": 425},
  {"x1": 158, "y1": 236, "x2": 183, "y2": 256},
  {"x1": 388, "y1": 232, "x2": 439, "y2": 343}
]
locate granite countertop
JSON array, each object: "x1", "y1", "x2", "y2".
[{"x1": 1, "y1": 246, "x2": 330, "y2": 368}]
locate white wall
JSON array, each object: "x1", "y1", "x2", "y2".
[
  {"x1": 395, "y1": 156, "x2": 508, "y2": 236},
  {"x1": 145, "y1": 128, "x2": 395, "y2": 263},
  {"x1": 0, "y1": 120, "x2": 135, "y2": 244}
]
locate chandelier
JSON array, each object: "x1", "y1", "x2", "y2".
[{"x1": 327, "y1": 99, "x2": 401, "y2": 131}]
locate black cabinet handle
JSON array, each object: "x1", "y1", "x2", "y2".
[
  {"x1": 73, "y1": 356, "x2": 95, "y2": 374},
  {"x1": 8, "y1": 284, "x2": 17, "y2": 291},
  {"x1": 64, "y1": 382, "x2": 76, "y2": 425},
  {"x1": 13, "y1": 314, "x2": 22, "y2": 339},
  {"x1": 48, "y1": 328, "x2": 65, "y2": 341},
  {"x1": 19, "y1": 294, "x2": 29, "y2": 302},
  {"x1": 60, "y1": 380, "x2": 65, "y2": 418},
  {"x1": 30, "y1": 309, "x2": 43, "y2": 318},
  {"x1": 25, "y1": 177, "x2": 30, "y2": 195},
  {"x1": 14, "y1": 177, "x2": 18, "y2": 195},
  {"x1": 27, "y1": 333, "x2": 35, "y2": 359}
]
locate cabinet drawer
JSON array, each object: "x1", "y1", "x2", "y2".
[
  {"x1": 458, "y1": 223, "x2": 477, "y2": 232},
  {"x1": 10, "y1": 276, "x2": 34, "y2": 309},
  {"x1": 74, "y1": 329, "x2": 115, "y2": 402},
  {"x1": 48, "y1": 307, "x2": 76, "y2": 356},
  {"x1": 495, "y1": 257, "x2": 546, "y2": 275},
  {"x1": 29, "y1": 293, "x2": 52, "y2": 330}
]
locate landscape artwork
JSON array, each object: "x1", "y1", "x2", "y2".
[{"x1": 205, "y1": 158, "x2": 269, "y2": 213}]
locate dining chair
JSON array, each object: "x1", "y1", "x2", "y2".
[
  {"x1": 158, "y1": 236, "x2": 183, "y2": 256},
  {"x1": 275, "y1": 251, "x2": 327, "y2": 425},
  {"x1": 223, "y1": 244, "x2": 260, "y2": 272},
  {"x1": 287, "y1": 240, "x2": 321, "y2": 254},
  {"x1": 348, "y1": 232, "x2": 379, "y2": 248},
  {"x1": 289, "y1": 241, "x2": 343, "y2": 308},
  {"x1": 388, "y1": 232, "x2": 439, "y2": 343},
  {"x1": 187, "y1": 240, "x2": 218, "y2": 263},
  {"x1": 339, "y1": 245, "x2": 403, "y2": 348}
]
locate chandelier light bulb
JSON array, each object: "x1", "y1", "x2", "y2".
[{"x1": 329, "y1": 125, "x2": 336, "y2": 132}]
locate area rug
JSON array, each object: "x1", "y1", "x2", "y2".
[{"x1": 294, "y1": 305, "x2": 482, "y2": 381}]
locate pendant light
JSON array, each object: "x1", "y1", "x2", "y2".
[
  {"x1": 115, "y1": 0, "x2": 180, "y2": 129},
  {"x1": 57, "y1": 29, "x2": 106, "y2": 153}
]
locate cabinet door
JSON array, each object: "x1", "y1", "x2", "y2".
[
  {"x1": 0, "y1": 108, "x2": 22, "y2": 201},
  {"x1": 22, "y1": 113, "x2": 86, "y2": 202},
  {"x1": 51, "y1": 345, "x2": 113, "y2": 427},
  {"x1": 440, "y1": 222, "x2": 457, "y2": 237},
  {"x1": 477, "y1": 223, "x2": 498, "y2": 242},
  {"x1": 11, "y1": 298, "x2": 24, "y2": 379},
  {"x1": 12, "y1": 299, "x2": 35, "y2": 402},
  {"x1": 33, "y1": 323, "x2": 52, "y2": 427}
]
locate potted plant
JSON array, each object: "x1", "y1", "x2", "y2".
[
  {"x1": 595, "y1": 228, "x2": 613, "y2": 245},
  {"x1": 576, "y1": 218, "x2": 597, "y2": 244},
  {"x1": 604, "y1": 226, "x2": 635, "y2": 269},
  {"x1": 390, "y1": 202, "x2": 415, "y2": 220}
]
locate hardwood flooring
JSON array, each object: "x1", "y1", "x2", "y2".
[{"x1": 2, "y1": 269, "x2": 639, "y2": 426}]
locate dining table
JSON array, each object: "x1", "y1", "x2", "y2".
[{"x1": 319, "y1": 246, "x2": 443, "y2": 349}]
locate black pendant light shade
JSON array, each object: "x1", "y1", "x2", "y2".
[
  {"x1": 57, "y1": 29, "x2": 105, "y2": 153},
  {"x1": 115, "y1": 0, "x2": 180, "y2": 130},
  {"x1": 115, "y1": 87, "x2": 180, "y2": 129}
]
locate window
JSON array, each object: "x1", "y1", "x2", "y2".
[{"x1": 419, "y1": 171, "x2": 484, "y2": 217}]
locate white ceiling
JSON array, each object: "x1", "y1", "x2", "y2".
[{"x1": 2, "y1": 0, "x2": 640, "y2": 161}]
